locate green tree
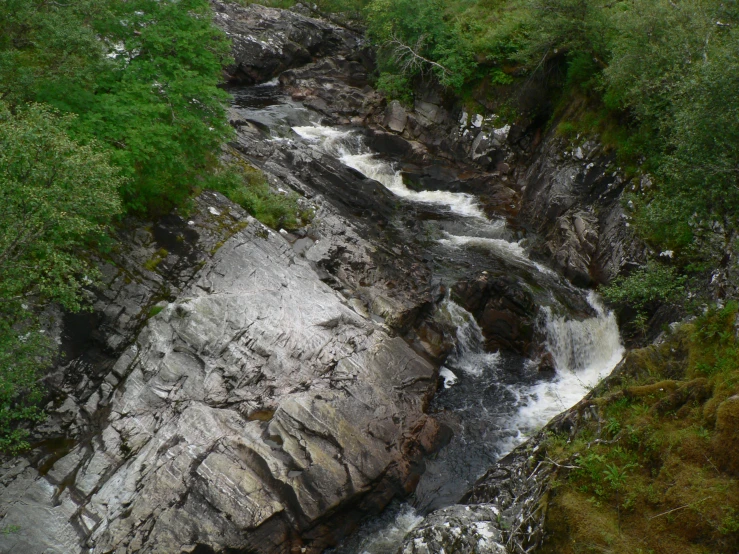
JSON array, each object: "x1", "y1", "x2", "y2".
[
  {"x1": 0, "y1": 103, "x2": 122, "y2": 452},
  {"x1": 0, "y1": 0, "x2": 233, "y2": 214},
  {"x1": 366, "y1": 0, "x2": 476, "y2": 92}
]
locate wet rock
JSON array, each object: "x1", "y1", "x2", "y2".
[
  {"x1": 451, "y1": 274, "x2": 537, "y2": 355},
  {"x1": 537, "y1": 351, "x2": 556, "y2": 373},
  {"x1": 279, "y1": 57, "x2": 381, "y2": 121},
  {"x1": 0, "y1": 194, "x2": 440, "y2": 554},
  {"x1": 398, "y1": 505, "x2": 506, "y2": 554},
  {"x1": 212, "y1": 1, "x2": 365, "y2": 85}
]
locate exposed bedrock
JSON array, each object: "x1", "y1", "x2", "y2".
[
  {"x1": 212, "y1": 1, "x2": 373, "y2": 86},
  {"x1": 0, "y1": 194, "x2": 443, "y2": 554}
]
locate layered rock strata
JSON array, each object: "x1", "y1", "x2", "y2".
[{"x1": 0, "y1": 193, "x2": 441, "y2": 554}]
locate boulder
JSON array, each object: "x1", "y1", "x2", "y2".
[
  {"x1": 398, "y1": 504, "x2": 506, "y2": 554},
  {"x1": 451, "y1": 273, "x2": 537, "y2": 356},
  {"x1": 383, "y1": 100, "x2": 408, "y2": 133},
  {"x1": 212, "y1": 1, "x2": 364, "y2": 85}
]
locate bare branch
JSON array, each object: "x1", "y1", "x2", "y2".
[
  {"x1": 648, "y1": 497, "x2": 712, "y2": 520},
  {"x1": 384, "y1": 35, "x2": 451, "y2": 76}
]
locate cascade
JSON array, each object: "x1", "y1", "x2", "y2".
[{"x1": 235, "y1": 88, "x2": 625, "y2": 552}]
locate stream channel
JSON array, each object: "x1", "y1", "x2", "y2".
[{"x1": 231, "y1": 82, "x2": 624, "y2": 553}]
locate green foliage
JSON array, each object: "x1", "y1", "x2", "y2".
[
  {"x1": 720, "y1": 508, "x2": 739, "y2": 535},
  {"x1": 0, "y1": 103, "x2": 122, "y2": 453},
  {"x1": 0, "y1": 104, "x2": 122, "y2": 313},
  {"x1": 365, "y1": 0, "x2": 476, "y2": 92},
  {"x1": 211, "y1": 164, "x2": 312, "y2": 231},
  {"x1": 375, "y1": 74, "x2": 415, "y2": 105},
  {"x1": 1, "y1": 524, "x2": 21, "y2": 536},
  {"x1": 0, "y1": 0, "x2": 233, "y2": 215},
  {"x1": 601, "y1": 261, "x2": 686, "y2": 313},
  {"x1": 0, "y1": 327, "x2": 52, "y2": 454},
  {"x1": 603, "y1": 461, "x2": 635, "y2": 491},
  {"x1": 689, "y1": 302, "x2": 739, "y2": 378}
]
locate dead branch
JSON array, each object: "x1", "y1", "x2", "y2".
[
  {"x1": 648, "y1": 497, "x2": 712, "y2": 520},
  {"x1": 385, "y1": 35, "x2": 451, "y2": 76}
]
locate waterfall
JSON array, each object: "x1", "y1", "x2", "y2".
[
  {"x1": 544, "y1": 291, "x2": 623, "y2": 371},
  {"x1": 292, "y1": 125, "x2": 486, "y2": 218},
  {"x1": 437, "y1": 297, "x2": 501, "y2": 379},
  {"x1": 291, "y1": 120, "x2": 625, "y2": 554},
  {"x1": 508, "y1": 291, "x2": 624, "y2": 446}
]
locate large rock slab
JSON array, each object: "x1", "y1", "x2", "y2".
[{"x1": 0, "y1": 193, "x2": 440, "y2": 554}]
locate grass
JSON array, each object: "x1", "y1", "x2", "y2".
[
  {"x1": 210, "y1": 161, "x2": 313, "y2": 231},
  {"x1": 143, "y1": 248, "x2": 168, "y2": 272},
  {"x1": 540, "y1": 303, "x2": 739, "y2": 554}
]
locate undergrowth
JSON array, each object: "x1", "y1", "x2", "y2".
[
  {"x1": 541, "y1": 303, "x2": 739, "y2": 554},
  {"x1": 210, "y1": 162, "x2": 313, "y2": 231}
]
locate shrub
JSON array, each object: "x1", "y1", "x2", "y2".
[
  {"x1": 601, "y1": 261, "x2": 686, "y2": 313},
  {"x1": 210, "y1": 164, "x2": 312, "y2": 231},
  {"x1": 0, "y1": 103, "x2": 122, "y2": 453}
]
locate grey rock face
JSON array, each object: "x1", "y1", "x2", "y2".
[
  {"x1": 384, "y1": 101, "x2": 408, "y2": 133},
  {"x1": 519, "y1": 137, "x2": 647, "y2": 284},
  {"x1": 398, "y1": 505, "x2": 506, "y2": 554},
  {"x1": 212, "y1": 1, "x2": 368, "y2": 85},
  {"x1": 0, "y1": 194, "x2": 440, "y2": 554}
]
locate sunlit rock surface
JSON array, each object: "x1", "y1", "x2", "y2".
[{"x1": 0, "y1": 194, "x2": 440, "y2": 554}]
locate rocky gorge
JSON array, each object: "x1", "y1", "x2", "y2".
[{"x1": 0, "y1": 3, "x2": 648, "y2": 553}]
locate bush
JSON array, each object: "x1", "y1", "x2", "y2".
[
  {"x1": 601, "y1": 261, "x2": 686, "y2": 313},
  {"x1": 366, "y1": 0, "x2": 476, "y2": 92},
  {"x1": 210, "y1": 164, "x2": 312, "y2": 230},
  {"x1": 0, "y1": 103, "x2": 122, "y2": 453},
  {"x1": 0, "y1": 0, "x2": 233, "y2": 215}
]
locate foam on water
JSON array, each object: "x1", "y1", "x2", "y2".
[
  {"x1": 437, "y1": 232, "x2": 558, "y2": 278},
  {"x1": 501, "y1": 291, "x2": 624, "y2": 452},
  {"x1": 437, "y1": 233, "x2": 528, "y2": 260},
  {"x1": 292, "y1": 125, "x2": 486, "y2": 218}
]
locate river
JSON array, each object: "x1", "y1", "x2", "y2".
[{"x1": 230, "y1": 82, "x2": 624, "y2": 553}]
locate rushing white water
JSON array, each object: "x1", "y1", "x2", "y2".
[
  {"x1": 436, "y1": 231, "x2": 558, "y2": 277},
  {"x1": 332, "y1": 503, "x2": 424, "y2": 554},
  {"x1": 293, "y1": 125, "x2": 486, "y2": 218},
  {"x1": 504, "y1": 291, "x2": 624, "y2": 451},
  {"x1": 437, "y1": 297, "x2": 501, "y2": 378},
  {"x1": 440, "y1": 291, "x2": 622, "y2": 452},
  {"x1": 291, "y1": 121, "x2": 623, "y2": 552},
  {"x1": 438, "y1": 232, "x2": 528, "y2": 258}
]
